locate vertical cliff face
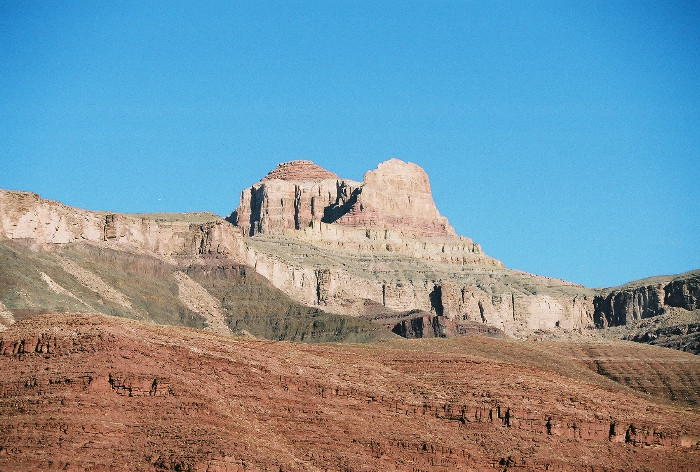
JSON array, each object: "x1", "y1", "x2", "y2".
[
  {"x1": 426, "y1": 280, "x2": 595, "y2": 333},
  {"x1": 591, "y1": 272, "x2": 700, "y2": 353},
  {"x1": 231, "y1": 179, "x2": 348, "y2": 236},
  {"x1": 664, "y1": 275, "x2": 700, "y2": 310},
  {"x1": 229, "y1": 158, "x2": 454, "y2": 238},
  {"x1": 228, "y1": 160, "x2": 356, "y2": 236},
  {"x1": 330, "y1": 159, "x2": 456, "y2": 237},
  {"x1": 593, "y1": 272, "x2": 700, "y2": 328}
]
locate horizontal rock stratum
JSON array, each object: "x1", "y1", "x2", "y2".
[
  {"x1": 1, "y1": 158, "x2": 699, "y2": 470},
  {"x1": 0, "y1": 158, "x2": 698, "y2": 350},
  {"x1": 1, "y1": 313, "x2": 699, "y2": 471},
  {"x1": 225, "y1": 159, "x2": 599, "y2": 335},
  {"x1": 230, "y1": 158, "x2": 455, "y2": 237}
]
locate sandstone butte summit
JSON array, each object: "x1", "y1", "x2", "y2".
[{"x1": 0, "y1": 158, "x2": 698, "y2": 347}]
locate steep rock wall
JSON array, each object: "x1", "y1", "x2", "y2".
[
  {"x1": 230, "y1": 159, "x2": 454, "y2": 238},
  {"x1": 331, "y1": 159, "x2": 456, "y2": 237},
  {"x1": 593, "y1": 272, "x2": 700, "y2": 328},
  {"x1": 0, "y1": 190, "x2": 244, "y2": 261},
  {"x1": 664, "y1": 274, "x2": 700, "y2": 310},
  {"x1": 231, "y1": 178, "x2": 354, "y2": 236}
]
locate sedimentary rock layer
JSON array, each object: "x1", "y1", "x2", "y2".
[
  {"x1": 330, "y1": 158, "x2": 456, "y2": 237},
  {"x1": 230, "y1": 158, "x2": 455, "y2": 237},
  {"x1": 1, "y1": 313, "x2": 698, "y2": 471},
  {"x1": 594, "y1": 271, "x2": 700, "y2": 328},
  {"x1": 0, "y1": 189, "x2": 243, "y2": 260}
]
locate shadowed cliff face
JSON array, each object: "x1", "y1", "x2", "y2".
[
  {"x1": 592, "y1": 271, "x2": 700, "y2": 353},
  {"x1": 593, "y1": 273, "x2": 700, "y2": 326}
]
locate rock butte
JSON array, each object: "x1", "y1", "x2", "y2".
[
  {"x1": 0, "y1": 158, "x2": 698, "y2": 349},
  {"x1": 232, "y1": 158, "x2": 455, "y2": 238}
]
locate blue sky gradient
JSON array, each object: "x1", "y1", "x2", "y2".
[{"x1": 1, "y1": 1, "x2": 698, "y2": 287}]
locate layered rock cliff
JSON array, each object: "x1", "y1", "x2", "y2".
[
  {"x1": 593, "y1": 271, "x2": 700, "y2": 353},
  {"x1": 229, "y1": 158, "x2": 453, "y2": 238},
  {"x1": 594, "y1": 271, "x2": 700, "y2": 328},
  {"x1": 0, "y1": 188, "x2": 392, "y2": 342},
  {"x1": 2, "y1": 158, "x2": 696, "y2": 345},
  {"x1": 229, "y1": 159, "x2": 598, "y2": 336},
  {"x1": 0, "y1": 189, "x2": 244, "y2": 260},
  {"x1": 228, "y1": 160, "x2": 356, "y2": 236},
  {"x1": 328, "y1": 158, "x2": 456, "y2": 237}
]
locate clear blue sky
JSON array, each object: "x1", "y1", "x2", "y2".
[{"x1": 1, "y1": 1, "x2": 698, "y2": 288}]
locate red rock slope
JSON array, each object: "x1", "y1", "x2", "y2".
[{"x1": 1, "y1": 313, "x2": 698, "y2": 471}]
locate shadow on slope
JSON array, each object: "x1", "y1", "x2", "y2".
[
  {"x1": 0, "y1": 239, "x2": 393, "y2": 343},
  {"x1": 184, "y1": 259, "x2": 395, "y2": 343},
  {"x1": 0, "y1": 239, "x2": 205, "y2": 329}
]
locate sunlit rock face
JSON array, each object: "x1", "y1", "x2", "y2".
[
  {"x1": 331, "y1": 158, "x2": 455, "y2": 237},
  {"x1": 227, "y1": 159, "x2": 600, "y2": 336},
  {"x1": 229, "y1": 160, "x2": 355, "y2": 237},
  {"x1": 231, "y1": 158, "x2": 454, "y2": 238},
  {"x1": 0, "y1": 189, "x2": 243, "y2": 260},
  {"x1": 5, "y1": 159, "x2": 694, "y2": 344}
]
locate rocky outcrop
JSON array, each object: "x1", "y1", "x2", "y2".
[
  {"x1": 329, "y1": 159, "x2": 455, "y2": 237},
  {"x1": 242, "y1": 234, "x2": 596, "y2": 335},
  {"x1": 229, "y1": 161, "x2": 357, "y2": 236},
  {"x1": 593, "y1": 271, "x2": 700, "y2": 328},
  {"x1": 592, "y1": 272, "x2": 700, "y2": 353},
  {"x1": 226, "y1": 159, "x2": 600, "y2": 336},
  {"x1": 390, "y1": 311, "x2": 506, "y2": 338},
  {"x1": 229, "y1": 178, "x2": 350, "y2": 236},
  {"x1": 664, "y1": 273, "x2": 700, "y2": 310},
  {"x1": 0, "y1": 189, "x2": 244, "y2": 261},
  {"x1": 593, "y1": 286, "x2": 665, "y2": 327},
  {"x1": 392, "y1": 312, "x2": 459, "y2": 338},
  {"x1": 230, "y1": 158, "x2": 453, "y2": 238},
  {"x1": 0, "y1": 190, "x2": 104, "y2": 243}
]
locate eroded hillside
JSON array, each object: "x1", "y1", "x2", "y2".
[
  {"x1": 0, "y1": 237, "x2": 389, "y2": 343},
  {"x1": 0, "y1": 158, "x2": 698, "y2": 350},
  {"x1": 1, "y1": 313, "x2": 698, "y2": 471}
]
